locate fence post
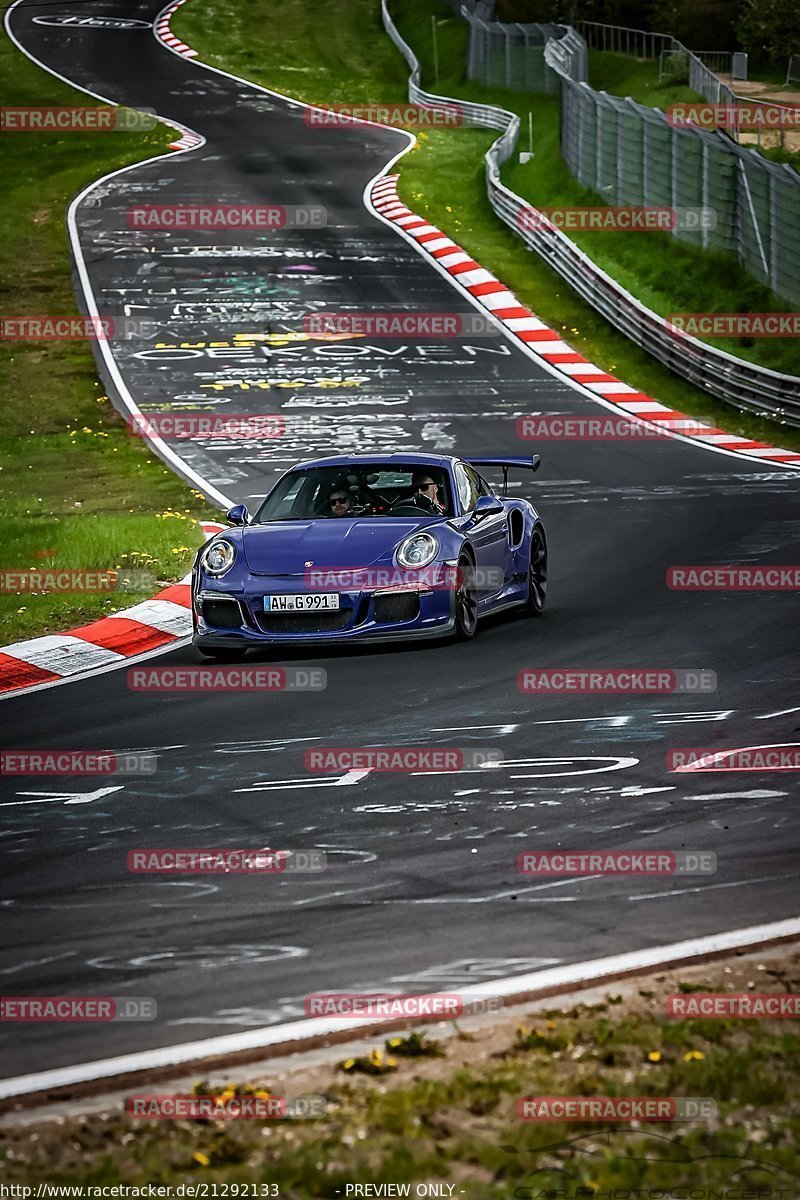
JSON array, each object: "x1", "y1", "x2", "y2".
[
  {"x1": 701, "y1": 140, "x2": 709, "y2": 251},
  {"x1": 671, "y1": 123, "x2": 678, "y2": 240},
  {"x1": 769, "y1": 171, "x2": 778, "y2": 296},
  {"x1": 432, "y1": 15, "x2": 439, "y2": 86},
  {"x1": 738, "y1": 158, "x2": 770, "y2": 280}
]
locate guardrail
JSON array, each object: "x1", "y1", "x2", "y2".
[{"x1": 380, "y1": 0, "x2": 800, "y2": 426}]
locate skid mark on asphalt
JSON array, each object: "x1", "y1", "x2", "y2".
[
  {"x1": 87, "y1": 944, "x2": 308, "y2": 971},
  {"x1": 167, "y1": 956, "x2": 564, "y2": 1029}
]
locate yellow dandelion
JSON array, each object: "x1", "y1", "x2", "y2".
[
  {"x1": 647, "y1": 1050, "x2": 662, "y2": 1062},
  {"x1": 193, "y1": 1152, "x2": 210, "y2": 1166},
  {"x1": 342, "y1": 1058, "x2": 356, "y2": 1070},
  {"x1": 683, "y1": 1050, "x2": 704, "y2": 1062}
]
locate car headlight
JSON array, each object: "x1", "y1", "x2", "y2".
[
  {"x1": 396, "y1": 532, "x2": 439, "y2": 569},
  {"x1": 200, "y1": 538, "x2": 236, "y2": 577}
]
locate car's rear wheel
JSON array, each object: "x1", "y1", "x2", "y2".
[
  {"x1": 523, "y1": 527, "x2": 547, "y2": 617},
  {"x1": 454, "y1": 555, "x2": 478, "y2": 640}
]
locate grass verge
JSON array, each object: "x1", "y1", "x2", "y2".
[
  {"x1": 173, "y1": 0, "x2": 800, "y2": 453},
  {"x1": 0, "y1": 36, "x2": 218, "y2": 644},
  {"x1": 587, "y1": 48, "x2": 704, "y2": 108},
  {"x1": 1, "y1": 949, "x2": 798, "y2": 1193}
]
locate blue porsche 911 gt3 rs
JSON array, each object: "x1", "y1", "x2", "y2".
[{"x1": 191, "y1": 452, "x2": 546, "y2": 658}]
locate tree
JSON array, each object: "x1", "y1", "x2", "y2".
[
  {"x1": 737, "y1": 0, "x2": 800, "y2": 68},
  {"x1": 651, "y1": 0, "x2": 746, "y2": 51}
]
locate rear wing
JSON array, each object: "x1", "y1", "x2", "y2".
[
  {"x1": 465, "y1": 455, "x2": 541, "y2": 473},
  {"x1": 464, "y1": 454, "x2": 541, "y2": 494}
]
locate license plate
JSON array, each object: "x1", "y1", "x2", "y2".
[{"x1": 264, "y1": 593, "x2": 340, "y2": 612}]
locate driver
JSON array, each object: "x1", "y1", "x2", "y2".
[{"x1": 411, "y1": 471, "x2": 445, "y2": 516}]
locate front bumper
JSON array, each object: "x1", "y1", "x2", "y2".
[{"x1": 192, "y1": 575, "x2": 456, "y2": 647}]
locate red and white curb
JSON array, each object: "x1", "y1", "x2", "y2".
[
  {"x1": 370, "y1": 175, "x2": 800, "y2": 468},
  {"x1": 168, "y1": 127, "x2": 204, "y2": 151},
  {"x1": 154, "y1": 0, "x2": 197, "y2": 58},
  {"x1": 0, "y1": 522, "x2": 224, "y2": 697}
]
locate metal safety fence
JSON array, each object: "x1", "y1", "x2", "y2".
[
  {"x1": 463, "y1": 9, "x2": 800, "y2": 304},
  {"x1": 556, "y1": 74, "x2": 800, "y2": 306},
  {"x1": 380, "y1": 0, "x2": 800, "y2": 425},
  {"x1": 465, "y1": 15, "x2": 563, "y2": 93}
]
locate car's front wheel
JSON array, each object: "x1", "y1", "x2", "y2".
[
  {"x1": 454, "y1": 555, "x2": 479, "y2": 640},
  {"x1": 522, "y1": 526, "x2": 547, "y2": 617}
]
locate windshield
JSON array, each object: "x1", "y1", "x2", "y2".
[{"x1": 252, "y1": 465, "x2": 453, "y2": 522}]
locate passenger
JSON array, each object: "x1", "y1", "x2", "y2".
[
  {"x1": 328, "y1": 490, "x2": 354, "y2": 517},
  {"x1": 411, "y1": 472, "x2": 445, "y2": 516}
]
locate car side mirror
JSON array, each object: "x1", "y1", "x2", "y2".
[
  {"x1": 226, "y1": 504, "x2": 250, "y2": 526},
  {"x1": 472, "y1": 494, "x2": 504, "y2": 521}
]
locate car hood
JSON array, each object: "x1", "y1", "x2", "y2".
[{"x1": 241, "y1": 518, "x2": 436, "y2": 575}]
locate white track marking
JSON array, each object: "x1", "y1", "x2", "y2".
[
  {"x1": 4, "y1": 2, "x2": 229, "y2": 512},
  {"x1": 672, "y1": 742, "x2": 800, "y2": 772},
  {"x1": 4, "y1": 786, "x2": 124, "y2": 808},
  {"x1": 700, "y1": 789, "x2": 787, "y2": 799},
  {"x1": 631, "y1": 872, "x2": 799, "y2": 901},
  {"x1": 1, "y1": 917, "x2": 798, "y2": 1100},
  {"x1": 233, "y1": 770, "x2": 371, "y2": 793},
  {"x1": 0, "y1": 952, "x2": 76, "y2": 976}
]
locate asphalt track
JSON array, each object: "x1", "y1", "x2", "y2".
[{"x1": 2, "y1": 0, "x2": 800, "y2": 1081}]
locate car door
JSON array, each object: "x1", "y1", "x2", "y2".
[{"x1": 454, "y1": 462, "x2": 507, "y2": 603}]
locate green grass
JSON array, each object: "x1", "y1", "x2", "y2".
[
  {"x1": 174, "y1": 0, "x2": 800, "y2": 456},
  {"x1": 588, "y1": 48, "x2": 704, "y2": 107},
  {"x1": 0, "y1": 35, "x2": 219, "y2": 642},
  {"x1": 0, "y1": 511, "x2": 203, "y2": 641},
  {"x1": 747, "y1": 138, "x2": 800, "y2": 172},
  {"x1": 2, "y1": 956, "x2": 798, "y2": 1193}
]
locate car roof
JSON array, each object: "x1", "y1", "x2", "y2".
[{"x1": 289, "y1": 453, "x2": 456, "y2": 470}]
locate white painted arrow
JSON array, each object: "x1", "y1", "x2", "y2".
[
  {"x1": 4, "y1": 786, "x2": 124, "y2": 808},
  {"x1": 234, "y1": 770, "x2": 371, "y2": 794}
]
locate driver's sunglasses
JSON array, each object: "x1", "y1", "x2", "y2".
[
  {"x1": 331, "y1": 496, "x2": 348, "y2": 504},
  {"x1": 417, "y1": 482, "x2": 437, "y2": 491}
]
